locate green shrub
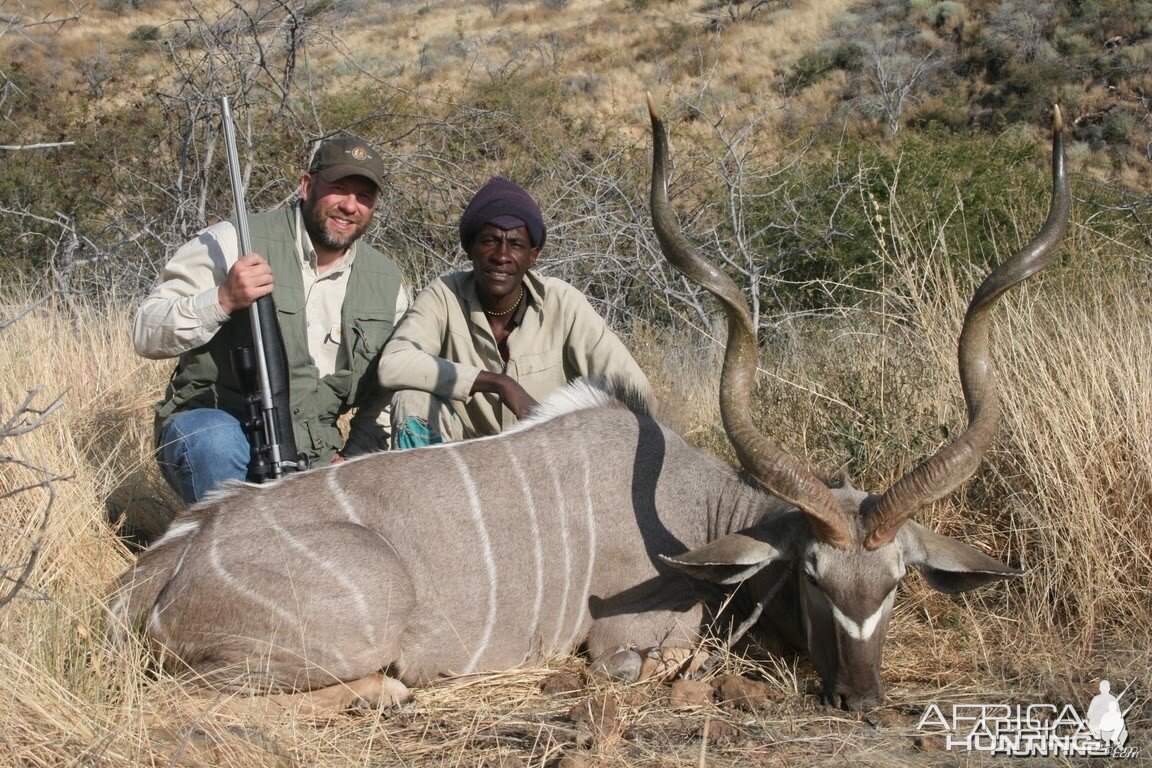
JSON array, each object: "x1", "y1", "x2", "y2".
[
  {"x1": 128, "y1": 25, "x2": 161, "y2": 42},
  {"x1": 739, "y1": 130, "x2": 1068, "y2": 314},
  {"x1": 924, "y1": 0, "x2": 966, "y2": 29},
  {"x1": 1101, "y1": 111, "x2": 1136, "y2": 146},
  {"x1": 784, "y1": 49, "x2": 837, "y2": 92}
]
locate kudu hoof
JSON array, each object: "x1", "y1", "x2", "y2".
[{"x1": 588, "y1": 647, "x2": 642, "y2": 682}]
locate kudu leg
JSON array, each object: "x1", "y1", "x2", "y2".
[
  {"x1": 209, "y1": 672, "x2": 411, "y2": 719},
  {"x1": 589, "y1": 645, "x2": 709, "y2": 683}
]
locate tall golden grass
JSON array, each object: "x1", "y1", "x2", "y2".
[{"x1": 1, "y1": 196, "x2": 1148, "y2": 764}]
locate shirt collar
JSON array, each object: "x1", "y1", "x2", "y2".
[{"x1": 505, "y1": 283, "x2": 533, "y2": 329}]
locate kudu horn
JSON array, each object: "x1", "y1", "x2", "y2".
[
  {"x1": 864, "y1": 105, "x2": 1070, "y2": 550},
  {"x1": 647, "y1": 93, "x2": 854, "y2": 550}
]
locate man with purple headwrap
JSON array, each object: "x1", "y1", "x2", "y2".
[{"x1": 378, "y1": 176, "x2": 650, "y2": 447}]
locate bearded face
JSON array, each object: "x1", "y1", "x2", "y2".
[{"x1": 300, "y1": 175, "x2": 377, "y2": 254}]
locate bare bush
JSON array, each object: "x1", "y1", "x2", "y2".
[
  {"x1": 852, "y1": 32, "x2": 941, "y2": 135},
  {"x1": 0, "y1": 299, "x2": 66, "y2": 612},
  {"x1": 482, "y1": 0, "x2": 510, "y2": 17}
]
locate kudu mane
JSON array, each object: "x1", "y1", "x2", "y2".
[{"x1": 506, "y1": 377, "x2": 654, "y2": 434}]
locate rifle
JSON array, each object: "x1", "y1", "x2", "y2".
[{"x1": 221, "y1": 96, "x2": 303, "y2": 480}]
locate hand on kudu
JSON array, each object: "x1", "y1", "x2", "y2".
[
  {"x1": 218, "y1": 253, "x2": 274, "y2": 314},
  {"x1": 472, "y1": 371, "x2": 539, "y2": 420}
]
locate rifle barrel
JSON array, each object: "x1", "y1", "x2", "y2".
[{"x1": 221, "y1": 96, "x2": 286, "y2": 477}]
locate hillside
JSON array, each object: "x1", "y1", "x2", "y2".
[
  {"x1": 3, "y1": 0, "x2": 1150, "y2": 329},
  {"x1": 10, "y1": 0, "x2": 1151, "y2": 154}
]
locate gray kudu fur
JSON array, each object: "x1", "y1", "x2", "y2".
[{"x1": 110, "y1": 98, "x2": 1070, "y2": 711}]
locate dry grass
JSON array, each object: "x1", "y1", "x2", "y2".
[{"x1": 2, "y1": 184, "x2": 1150, "y2": 765}]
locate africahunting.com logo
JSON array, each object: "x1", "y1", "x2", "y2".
[{"x1": 917, "y1": 679, "x2": 1138, "y2": 758}]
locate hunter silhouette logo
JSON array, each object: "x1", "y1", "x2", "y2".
[
  {"x1": 1087, "y1": 680, "x2": 1130, "y2": 748},
  {"x1": 917, "y1": 678, "x2": 1139, "y2": 757}
]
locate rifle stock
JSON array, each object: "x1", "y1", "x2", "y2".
[{"x1": 221, "y1": 96, "x2": 302, "y2": 480}]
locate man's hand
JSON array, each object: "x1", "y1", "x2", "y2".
[
  {"x1": 219, "y1": 253, "x2": 274, "y2": 314},
  {"x1": 472, "y1": 371, "x2": 539, "y2": 420},
  {"x1": 498, "y1": 379, "x2": 539, "y2": 420}
]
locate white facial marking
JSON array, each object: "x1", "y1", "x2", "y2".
[
  {"x1": 831, "y1": 602, "x2": 882, "y2": 642},
  {"x1": 829, "y1": 591, "x2": 895, "y2": 642},
  {"x1": 447, "y1": 446, "x2": 498, "y2": 673}
]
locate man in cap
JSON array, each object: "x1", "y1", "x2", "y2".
[
  {"x1": 134, "y1": 132, "x2": 408, "y2": 504},
  {"x1": 378, "y1": 176, "x2": 649, "y2": 447}
]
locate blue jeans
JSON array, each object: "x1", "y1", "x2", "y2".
[{"x1": 157, "y1": 408, "x2": 250, "y2": 504}]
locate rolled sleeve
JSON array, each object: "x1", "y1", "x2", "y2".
[
  {"x1": 133, "y1": 223, "x2": 238, "y2": 359},
  {"x1": 378, "y1": 279, "x2": 483, "y2": 402}
]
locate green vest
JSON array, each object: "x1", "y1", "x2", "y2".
[{"x1": 155, "y1": 206, "x2": 403, "y2": 467}]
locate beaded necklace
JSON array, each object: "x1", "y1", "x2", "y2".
[{"x1": 482, "y1": 286, "x2": 523, "y2": 317}]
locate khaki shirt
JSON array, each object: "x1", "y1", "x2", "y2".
[
  {"x1": 378, "y1": 269, "x2": 650, "y2": 435},
  {"x1": 133, "y1": 203, "x2": 409, "y2": 454}
]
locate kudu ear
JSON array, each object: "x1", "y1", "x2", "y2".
[
  {"x1": 899, "y1": 521, "x2": 1024, "y2": 594},
  {"x1": 659, "y1": 513, "x2": 806, "y2": 585}
]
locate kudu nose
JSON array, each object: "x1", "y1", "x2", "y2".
[
  {"x1": 836, "y1": 686, "x2": 883, "y2": 712},
  {"x1": 826, "y1": 670, "x2": 884, "y2": 711}
]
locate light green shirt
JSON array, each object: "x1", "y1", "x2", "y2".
[{"x1": 378, "y1": 270, "x2": 651, "y2": 436}]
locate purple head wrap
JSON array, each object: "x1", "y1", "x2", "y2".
[{"x1": 459, "y1": 176, "x2": 547, "y2": 252}]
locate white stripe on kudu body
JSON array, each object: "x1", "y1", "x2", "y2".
[
  {"x1": 446, "y1": 446, "x2": 498, "y2": 673},
  {"x1": 260, "y1": 506, "x2": 379, "y2": 646},
  {"x1": 564, "y1": 443, "x2": 597, "y2": 653},
  {"x1": 151, "y1": 519, "x2": 201, "y2": 549},
  {"x1": 327, "y1": 470, "x2": 365, "y2": 526},
  {"x1": 208, "y1": 535, "x2": 300, "y2": 631},
  {"x1": 538, "y1": 433, "x2": 576, "y2": 651},
  {"x1": 504, "y1": 444, "x2": 546, "y2": 653}
]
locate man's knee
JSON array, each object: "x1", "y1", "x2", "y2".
[
  {"x1": 162, "y1": 410, "x2": 246, "y2": 458},
  {"x1": 158, "y1": 409, "x2": 249, "y2": 502},
  {"x1": 389, "y1": 391, "x2": 465, "y2": 449}
]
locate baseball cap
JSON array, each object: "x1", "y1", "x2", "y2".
[{"x1": 308, "y1": 133, "x2": 387, "y2": 190}]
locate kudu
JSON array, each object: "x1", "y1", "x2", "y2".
[{"x1": 109, "y1": 99, "x2": 1069, "y2": 712}]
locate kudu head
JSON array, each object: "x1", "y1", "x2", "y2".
[{"x1": 647, "y1": 95, "x2": 1070, "y2": 710}]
